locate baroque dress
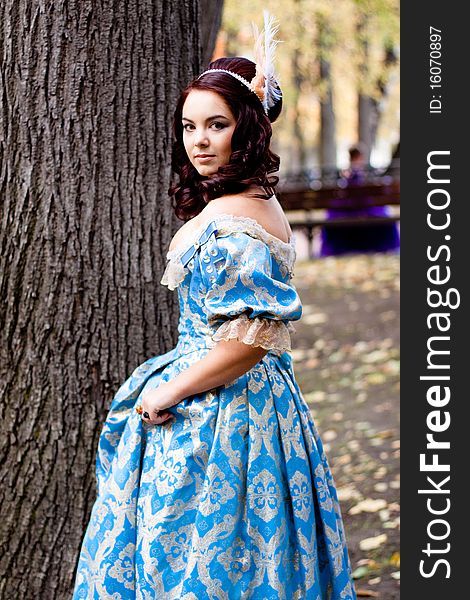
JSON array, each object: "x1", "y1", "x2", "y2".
[{"x1": 73, "y1": 214, "x2": 356, "y2": 600}]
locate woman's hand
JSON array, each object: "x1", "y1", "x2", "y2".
[{"x1": 139, "y1": 382, "x2": 181, "y2": 425}]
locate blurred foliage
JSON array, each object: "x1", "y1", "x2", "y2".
[{"x1": 219, "y1": 0, "x2": 399, "y2": 170}]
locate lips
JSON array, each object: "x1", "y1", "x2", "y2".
[{"x1": 194, "y1": 154, "x2": 216, "y2": 164}]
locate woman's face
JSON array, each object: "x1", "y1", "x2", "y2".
[{"x1": 182, "y1": 90, "x2": 236, "y2": 177}]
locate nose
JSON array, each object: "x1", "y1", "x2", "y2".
[{"x1": 194, "y1": 128, "x2": 209, "y2": 148}]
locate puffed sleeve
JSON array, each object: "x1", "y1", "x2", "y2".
[{"x1": 201, "y1": 232, "x2": 302, "y2": 356}]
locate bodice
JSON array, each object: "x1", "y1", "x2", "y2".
[{"x1": 160, "y1": 214, "x2": 301, "y2": 357}]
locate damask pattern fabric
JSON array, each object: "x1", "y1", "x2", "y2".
[{"x1": 73, "y1": 214, "x2": 356, "y2": 599}]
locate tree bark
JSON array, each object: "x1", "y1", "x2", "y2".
[
  {"x1": 358, "y1": 90, "x2": 376, "y2": 163},
  {"x1": 199, "y1": 0, "x2": 225, "y2": 67},
  {"x1": 357, "y1": 17, "x2": 398, "y2": 164},
  {"x1": 0, "y1": 1, "x2": 201, "y2": 597},
  {"x1": 292, "y1": 46, "x2": 307, "y2": 171},
  {"x1": 317, "y1": 15, "x2": 337, "y2": 178}
]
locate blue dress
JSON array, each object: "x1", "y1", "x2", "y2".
[{"x1": 73, "y1": 213, "x2": 356, "y2": 599}]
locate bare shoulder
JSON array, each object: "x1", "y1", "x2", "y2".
[
  {"x1": 202, "y1": 192, "x2": 293, "y2": 243},
  {"x1": 168, "y1": 215, "x2": 201, "y2": 253}
]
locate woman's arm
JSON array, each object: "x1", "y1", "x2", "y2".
[
  {"x1": 175, "y1": 338, "x2": 268, "y2": 397},
  {"x1": 140, "y1": 339, "x2": 268, "y2": 424}
]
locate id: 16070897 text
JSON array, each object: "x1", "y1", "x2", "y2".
[{"x1": 429, "y1": 26, "x2": 442, "y2": 114}]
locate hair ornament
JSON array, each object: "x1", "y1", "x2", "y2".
[
  {"x1": 197, "y1": 11, "x2": 282, "y2": 115},
  {"x1": 250, "y1": 11, "x2": 282, "y2": 112}
]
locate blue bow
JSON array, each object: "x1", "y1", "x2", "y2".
[
  {"x1": 181, "y1": 221, "x2": 222, "y2": 300},
  {"x1": 181, "y1": 221, "x2": 218, "y2": 268}
]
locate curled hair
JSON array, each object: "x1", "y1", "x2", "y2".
[{"x1": 169, "y1": 57, "x2": 283, "y2": 221}]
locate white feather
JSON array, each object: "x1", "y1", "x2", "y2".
[{"x1": 250, "y1": 11, "x2": 282, "y2": 111}]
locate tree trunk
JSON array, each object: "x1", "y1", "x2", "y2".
[
  {"x1": 357, "y1": 15, "x2": 373, "y2": 163},
  {"x1": 358, "y1": 91, "x2": 376, "y2": 163},
  {"x1": 357, "y1": 19, "x2": 397, "y2": 164},
  {"x1": 292, "y1": 46, "x2": 307, "y2": 171},
  {"x1": 0, "y1": 1, "x2": 201, "y2": 597},
  {"x1": 318, "y1": 15, "x2": 337, "y2": 178},
  {"x1": 199, "y1": 0, "x2": 225, "y2": 67}
]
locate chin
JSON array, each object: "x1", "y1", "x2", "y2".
[{"x1": 195, "y1": 165, "x2": 218, "y2": 177}]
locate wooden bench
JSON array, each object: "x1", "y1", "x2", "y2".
[{"x1": 278, "y1": 180, "x2": 400, "y2": 259}]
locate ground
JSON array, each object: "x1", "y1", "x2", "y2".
[{"x1": 291, "y1": 252, "x2": 400, "y2": 600}]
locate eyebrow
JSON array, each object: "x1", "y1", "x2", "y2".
[{"x1": 181, "y1": 115, "x2": 230, "y2": 123}]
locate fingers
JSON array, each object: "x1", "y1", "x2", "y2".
[
  {"x1": 138, "y1": 387, "x2": 177, "y2": 426},
  {"x1": 138, "y1": 406, "x2": 174, "y2": 426},
  {"x1": 152, "y1": 410, "x2": 174, "y2": 425}
]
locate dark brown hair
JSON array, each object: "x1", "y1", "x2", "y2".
[{"x1": 169, "y1": 57, "x2": 283, "y2": 221}]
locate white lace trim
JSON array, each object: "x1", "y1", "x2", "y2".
[
  {"x1": 211, "y1": 314, "x2": 296, "y2": 356},
  {"x1": 160, "y1": 260, "x2": 188, "y2": 291},
  {"x1": 161, "y1": 213, "x2": 296, "y2": 290}
]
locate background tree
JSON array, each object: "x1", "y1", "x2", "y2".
[
  {"x1": 354, "y1": 0, "x2": 399, "y2": 163},
  {"x1": 221, "y1": 0, "x2": 399, "y2": 171},
  {"x1": 316, "y1": 6, "x2": 338, "y2": 176},
  {"x1": 289, "y1": 0, "x2": 310, "y2": 171},
  {"x1": 200, "y1": 0, "x2": 225, "y2": 67},
  {"x1": 0, "y1": 1, "x2": 223, "y2": 597}
]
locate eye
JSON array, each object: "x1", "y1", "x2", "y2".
[
  {"x1": 182, "y1": 123, "x2": 195, "y2": 131},
  {"x1": 211, "y1": 121, "x2": 227, "y2": 130}
]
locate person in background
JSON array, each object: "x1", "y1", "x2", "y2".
[{"x1": 319, "y1": 145, "x2": 400, "y2": 257}]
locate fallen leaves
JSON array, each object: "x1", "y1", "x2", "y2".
[
  {"x1": 373, "y1": 482, "x2": 388, "y2": 492},
  {"x1": 352, "y1": 566, "x2": 369, "y2": 579},
  {"x1": 362, "y1": 350, "x2": 390, "y2": 364},
  {"x1": 349, "y1": 498, "x2": 388, "y2": 515},
  {"x1": 294, "y1": 253, "x2": 400, "y2": 292},
  {"x1": 383, "y1": 516, "x2": 400, "y2": 529},
  {"x1": 336, "y1": 484, "x2": 362, "y2": 502},
  {"x1": 389, "y1": 552, "x2": 400, "y2": 568},
  {"x1": 322, "y1": 429, "x2": 337, "y2": 442},
  {"x1": 375, "y1": 429, "x2": 395, "y2": 439},
  {"x1": 359, "y1": 534, "x2": 388, "y2": 551},
  {"x1": 373, "y1": 466, "x2": 387, "y2": 479},
  {"x1": 303, "y1": 312, "x2": 328, "y2": 325},
  {"x1": 356, "y1": 590, "x2": 379, "y2": 598},
  {"x1": 378, "y1": 509, "x2": 390, "y2": 522},
  {"x1": 304, "y1": 390, "x2": 326, "y2": 403},
  {"x1": 365, "y1": 372, "x2": 387, "y2": 385}
]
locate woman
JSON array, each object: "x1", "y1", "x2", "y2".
[{"x1": 73, "y1": 54, "x2": 356, "y2": 599}]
